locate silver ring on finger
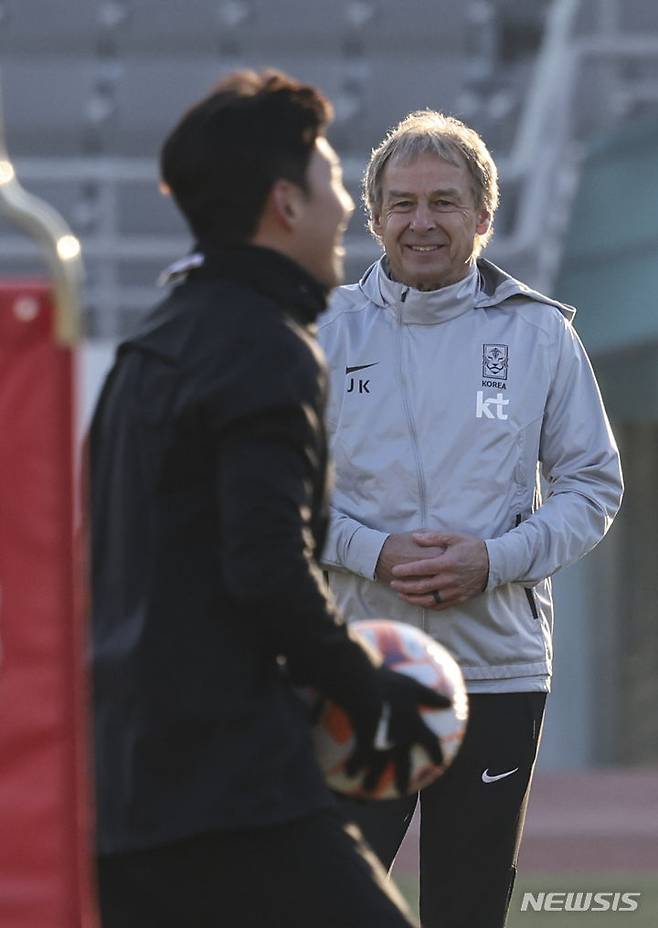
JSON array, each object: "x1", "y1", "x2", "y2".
[{"x1": 432, "y1": 590, "x2": 442, "y2": 605}]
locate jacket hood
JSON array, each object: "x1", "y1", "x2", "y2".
[{"x1": 358, "y1": 255, "x2": 576, "y2": 322}]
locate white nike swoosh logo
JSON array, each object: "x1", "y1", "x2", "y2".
[{"x1": 481, "y1": 767, "x2": 519, "y2": 784}]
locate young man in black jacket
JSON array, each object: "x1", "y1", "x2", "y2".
[{"x1": 90, "y1": 70, "x2": 447, "y2": 928}]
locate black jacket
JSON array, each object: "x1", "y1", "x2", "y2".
[{"x1": 90, "y1": 246, "x2": 375, "y2": 854}]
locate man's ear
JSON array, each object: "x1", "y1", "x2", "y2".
[
  {"x1": 371, "y1": 212, "x2": 383, "y2": 239},
  {"x1": 269, "y1": 178, "x2": 304, "y2": 230},
  {"x1": 475, "y1": 209, "x2": 491, "y2": 237}
]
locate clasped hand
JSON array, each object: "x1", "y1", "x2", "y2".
[{"x1": 376, "y1": 530, "x2": 489, "y2": 610}]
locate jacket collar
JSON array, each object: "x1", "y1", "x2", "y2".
[
  {"x1": 359, "y1": 255, "x2": 575, "y2": 322},
  {"x1": 371, "y1": 258, "x2": 479, "y2": 325},
  {"x1": 160, "y1": 244, "x2": 330, "y2": 326}
]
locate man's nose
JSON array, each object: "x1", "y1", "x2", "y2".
[{"x1": 410, "y1": 203, "x2": 435, "y2": 231}]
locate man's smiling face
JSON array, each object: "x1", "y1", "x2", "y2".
[{"x1": 373, "y1": 152, "x2": 490, "y2": 291}]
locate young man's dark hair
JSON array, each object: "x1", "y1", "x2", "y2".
[
  {"x1": 90, "y1": 69, "x2": 447, "y2": 928},
  {"x1": 160, "y1": 69, "x2": 332, "y2": 245}
]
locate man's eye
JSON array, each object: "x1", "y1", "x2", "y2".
[{"x1": 392, "y1": 200, "x2": 413, "y2": 209}]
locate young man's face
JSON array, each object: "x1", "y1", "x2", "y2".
[
  {"x1": 373, "y1": 152, "x2": 490, "y2": 291},
  {"x1": 294, "y1": 137, "x2": 354, "y2": 289}
]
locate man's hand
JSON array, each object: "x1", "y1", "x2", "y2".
[
  {"x1": 375, "y1": 531, "x2": 446, "y2": 584},
  {"x1": 389, "y1": 531, "x2": 489, "y2": 610},
  {"x1": 345, "y1": 666, "x2": 451, "y2": 795}
]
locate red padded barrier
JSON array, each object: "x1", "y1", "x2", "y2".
[{"x1": 0, "y1": 283, "x2": 96, "y2": 927}]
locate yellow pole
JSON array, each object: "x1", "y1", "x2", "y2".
[{"x1": 0, "y1": 75, "x2": 83, "y2": 346}]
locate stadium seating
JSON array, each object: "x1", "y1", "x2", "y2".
[{"x1": 1, "y1": 0, "x2": 657, "y2": 340}]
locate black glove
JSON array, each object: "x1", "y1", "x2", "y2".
[
  {"x1": 343, "y1": 665, "x2": 451, "y2": 796},
  {"x1": 287, "y1": 625, "x2": 452, "y2": 795}
]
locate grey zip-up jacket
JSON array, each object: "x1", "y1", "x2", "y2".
[{"x1": 317, "y1": 257, "x2": 623, "y2": 692}]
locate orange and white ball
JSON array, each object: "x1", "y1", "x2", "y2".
[{"x1": 312, "y1": 619, "x2": 469, "y2": 800}]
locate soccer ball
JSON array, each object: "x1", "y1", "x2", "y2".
[{"x1": 311, "y1": 619, "x2": 468, "y2": 800}]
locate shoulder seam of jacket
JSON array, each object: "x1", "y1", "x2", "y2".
[
  {"x1": 317, "y1": 297, "x2": 374, "y2": 330},
  {"x1": 485, "y1": 299, "x2": 572, "y2": 339}
]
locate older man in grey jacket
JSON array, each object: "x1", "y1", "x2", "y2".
[{"x1": 318, "y1": 110, "x2": 623, "y2": 928}]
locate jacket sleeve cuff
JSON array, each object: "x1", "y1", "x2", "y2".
[
  {"x1": 484, "y1": 534, "x2": 524, "y2": 590},
  {"x1": 348, "y1": 526, "x2": 390, "y2": 580},
  {"x1": 321, "y1": 507, "x2": 390, "y2": 580},
  {"x1": 325, "y1": 523, "x2": 389, "y2": 580}
]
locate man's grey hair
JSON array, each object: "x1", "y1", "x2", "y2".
[{"x1": 363, "y1": 110, "x2": 499, "y2": 254}]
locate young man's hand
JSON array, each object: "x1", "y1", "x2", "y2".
[{"x1": 344, "y1": 666, "x2": 451, "y2": 795}]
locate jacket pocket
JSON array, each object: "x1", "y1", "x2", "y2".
[
  {"x1": 514, "y1": 513, "x2": 540, "y2": 621},
  {"x1": 524, "y1": 586, "x2": 539, "y2": 621}
]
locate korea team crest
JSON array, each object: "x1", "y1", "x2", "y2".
[{"x1": 482, "y1": 344, "x2": 508, "y2": 380}]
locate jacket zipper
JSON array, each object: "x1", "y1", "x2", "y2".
[
  {"x1": 524, "y1": 587, "x2": 539, "y2": 620},
  {"x1": 397, "y1": 297, "x2": 428, "y2": 630},
  {"x1": 515, "y1": 513, "x2": 540, "y2": 620}
]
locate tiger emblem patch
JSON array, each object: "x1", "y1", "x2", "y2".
[{"x1": 482, "y1": 344, "x2": 508, "y2": 380}]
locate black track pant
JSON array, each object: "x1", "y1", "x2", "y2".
[
  {"x1": 339, "y1": 692, "x2": 547, "y2": 928},
  {"x1": 97, "y1": 807, "x2": 416, "y2": 928}
]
